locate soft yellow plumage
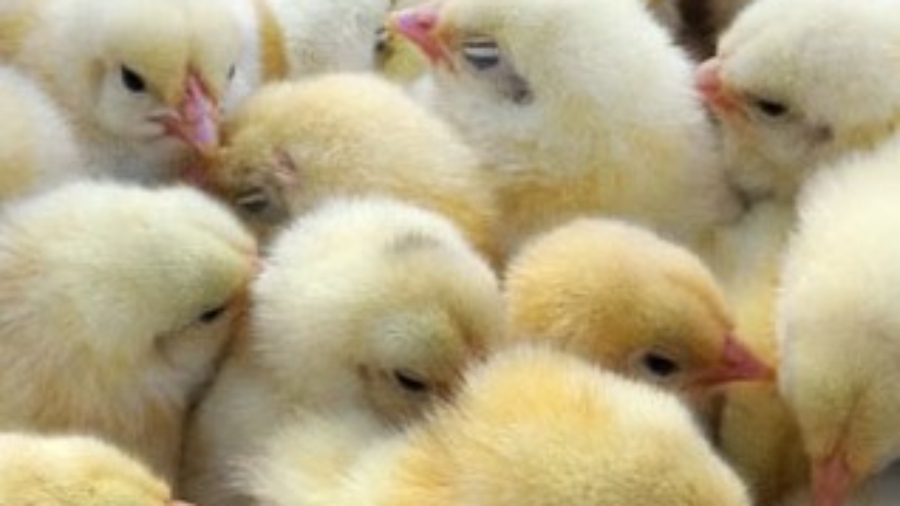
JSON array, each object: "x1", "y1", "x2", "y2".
[
  {"x1": 180, "y1": 197, "x2": 503, "y2": 506},
  {"x1": 0, "y1": 182, "x2": 257, "y2": 482},
  {"x1": 0, "y1": 432, "x2": 177, "y2": 506},
  {"x1": 198, "y1": 73, "x2": 500, "y2": 263},
  {"x1": 244, "y1": 345, "x2": 752, "y2": 506}
]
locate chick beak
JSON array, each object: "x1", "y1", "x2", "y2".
[
  {"x1": 812, "y1": 453, "x2": 855, "y2": 506},
  {"x1": 695, "y1": 334, "x2": 775, "y2": 386},
  {"x1": 171, "y1": 501, "x2": 197, "y2": 506},
  {"x1": 163, "y1": 73, "x2": 220, "y2": 156},
  {"x1": 389, "y1": 4, "x2": 452, "y2": 68},
  {"x1": 695, "y1": 58, "x2": 741, "y2": 115}
]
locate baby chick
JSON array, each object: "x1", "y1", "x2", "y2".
[
  {"x1": 1, "y1": 0, "x2": 242, "y2": 182},
  {"x1": 0, "y1": 181, "x2": 258, "y2": 483},
  {"x1": 198, "y1": 74, "x2": 499, "y2": 261},
  {"x1": 696, "y1": 0, "x2": 900, "y2": 205},
  {"x1": 504, "y1": 218, "x2": 772, "y2": 404},
  {"x1": 0, "y1": 65, "x2": 82, "y2": 200},
  {"x1": 0, "y1": 432, "x2": 183, "y2": 506},
  {"x1": 778, "y1": 136, "x2": 900, "y2": 506},
  {"x1": 390, "y1": 0, "x2": 738, "y2": 253},
  {"x1": 225, "y1": 0, "x2": 389, "y2": 86},
  {"x1": 244, "y1": 345, "x2": 752, "y2": 506},
  {"x1": 179, "y1": 197, "x2": 503, "y2": 506}
]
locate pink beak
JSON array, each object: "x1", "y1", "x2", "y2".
[
  {"x1": 161, "y1": 73, "x2": 219, "y2": 156},
  {"x1": 695, "y1": 58, "x2": 741, "y2": 115},
  {"x1": 171, "y1": 501, "x2": 197, "y2": 506},
  {"x1": 389, "y1": 4, "x2": 452, "y2": 67},
  {"x1": 812, "y1": 453, "x2": 854, "y2": 506},
  {"x1": 695, "y1": 334, "x2": 775, "y2": 386}
]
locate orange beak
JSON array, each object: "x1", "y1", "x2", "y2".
[
  {"x1": 389, "y1": 4, "x2": 453, "y2": 68},
  {"x1": 695, "y1": 334, "x2": 775, "y2": 386},
  {"x1": 695, "y1": 58, "x2": 742, "y2": 116},
  {"x1": 812, "y1": 453, "x2": 855, "y2": 506},
  {"x1": 160, "y1": 72, "x2": 220, "y2": 156}
]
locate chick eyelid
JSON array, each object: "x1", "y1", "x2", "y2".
[
  {"x1": 235, "y1": 190, "x2": 270, "y2": 213},
  {"x1": 461, "y1": 39, "x2": 501, "y2": 70}
]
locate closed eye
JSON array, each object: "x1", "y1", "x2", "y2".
[
  {"x1": 461, "y1": 39, "x2": 501, "y2": 71},
  {"x1": 234, "y1": 188, "x2": 270, "y2": 215},
  {"x1": 750, "y1": 96, "x2": 789, "y2": 118}
]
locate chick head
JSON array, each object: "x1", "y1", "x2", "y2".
[
  {"x1": 65, "y1": 0, "x2": 241, "y2": 155},
  {"x1": 204, "y1": 75, "x2": 494, "y2": 254},
  {"x1": 778, "y1": 147, "x2": 900, "y2": 506},
  {"x1": 251, "y1": 198, "x2": 503, "y2": 426},
  {"x1": 0, "y1": 433, "x2": 176, "y2": 506},
  {"x1": 389, "y1": 0, "x2": 694, "y2": 175},
  {"x1": 504, "y1": 219, "x2": 773, "y2": 394},
  {"x1": 388, "y1": 345, "x2": 752, "y2": 506},
  {"x1": 696, "y1": 0, "x2": 900, "y2": 200},
  {"x1": 0, "y1": 182, "x2": 258, "y2": 376}
]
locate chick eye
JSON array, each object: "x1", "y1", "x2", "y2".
[
  {"x1": 640, "y1": 352, "x2": 681, "y2": 379},
  {"x1": 120, "y1": 65, "x2": 147, "y2": 93},
  {"x1": 393, "y1": 369, "x2": 430, "y2": 393},
  {"x1": 461, "y1": 38, "x2": 501, "y2": 71},
  {"x1": 235, "y1": 189, "x2": 270, "y2": 215},
  {"x1": 752, "y1": 97, "x2": 789, "y2": 118},
  {"x1": 197, "y1": 304, "x2": 228, "y2": 324},
  {"x1": 375, "y1": 26, "x2": 390, "y2": 54}
]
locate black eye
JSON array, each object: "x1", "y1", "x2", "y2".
[
  {"x1": 234, "y1": 189, "x2": 270, "y2": 215},
  {"x1": 753, "y1": 97, "x2": 788, "y2": 118},
  {"x1": 462, "y1": 39, "x2": 501, "y2": 71},
  {"x1": 197, "y1": 304, "x2": 228, "y2": 324},
  {"x1": 641, "y1": 352, "x2": 680, "y2": 378},
  {"x1": 375, "y1": 26, "x2": 389, "y2": 54},
  {"x1": 120, "y1": 65, "x2": 147, "y2": 93},
  {"x1": 393, "y1": 369, "x2": 430, "y2": 393}
]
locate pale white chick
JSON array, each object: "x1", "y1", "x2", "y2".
[
  {"x1": 778, "y1": 136, "x2": 900, "y2": 506},
  {"x1": 0, "y1": 65, "x2": 82, "y2": 200},
  {"x1": 696, "y1": 0, "x2": 900, "y2": 205},
  {"x1": 0, "y1": 432, "x2": 188, "y2": 506},
  {"x1": 243, "y1": 345, "x2": 752, "y2": 506},
  {"x1": 222, "y1": 0, "x2": 389, "y2": 90},
  {"x1": 0, "y1": 181, "x2": 258, "y2": 483},
  {"x1": 390, "y1": 0, "x2": 738, "y2": 254},
  {"x1": 0, "y1": 0, "x2": 243, "y2": 182},
  {"x1": 179, "y1": 197, "x2": 504, "y2": 506}
]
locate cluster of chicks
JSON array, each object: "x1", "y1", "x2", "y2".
[{"x1": 1, "y1": 0, "x2": 899, "y2": 506}]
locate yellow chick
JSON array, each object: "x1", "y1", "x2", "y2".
[
  {"x1": 389, "y1": 0, "x2": 739, "y2": 254},
  {"x1": 0, "y1": 432, "x2": 185, "y2": 506},
  {"x1": 224, "y1": 0, "x2": 389, "y2": 86},
  {"x1": 778, "y1": 136, "x2": 900, "y2": 506},
  {"x1": 695, "y1": 0, "x2": 900, "y2": 206},
  {"x1": 197, "y1": 73, "x2": 499, "y2": 262},
  {"x1": 179, "y1": 197, "x2": 503, "y2": 506},
  {"x1": 0, "y1": 181, "x2": 258, "y2": 483},
  {"x1": 0, "y1": 0, "x2": 242, "y2": 182},
  {"x1": 244, "y1": 345, "x2": 752, "y2": 506},
  {"x1": 504, "y1": 218, "x2": 773, "y2": 404},
  {"x1": 0, "y1": 65, "x2": 82, "y2": 200}
]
